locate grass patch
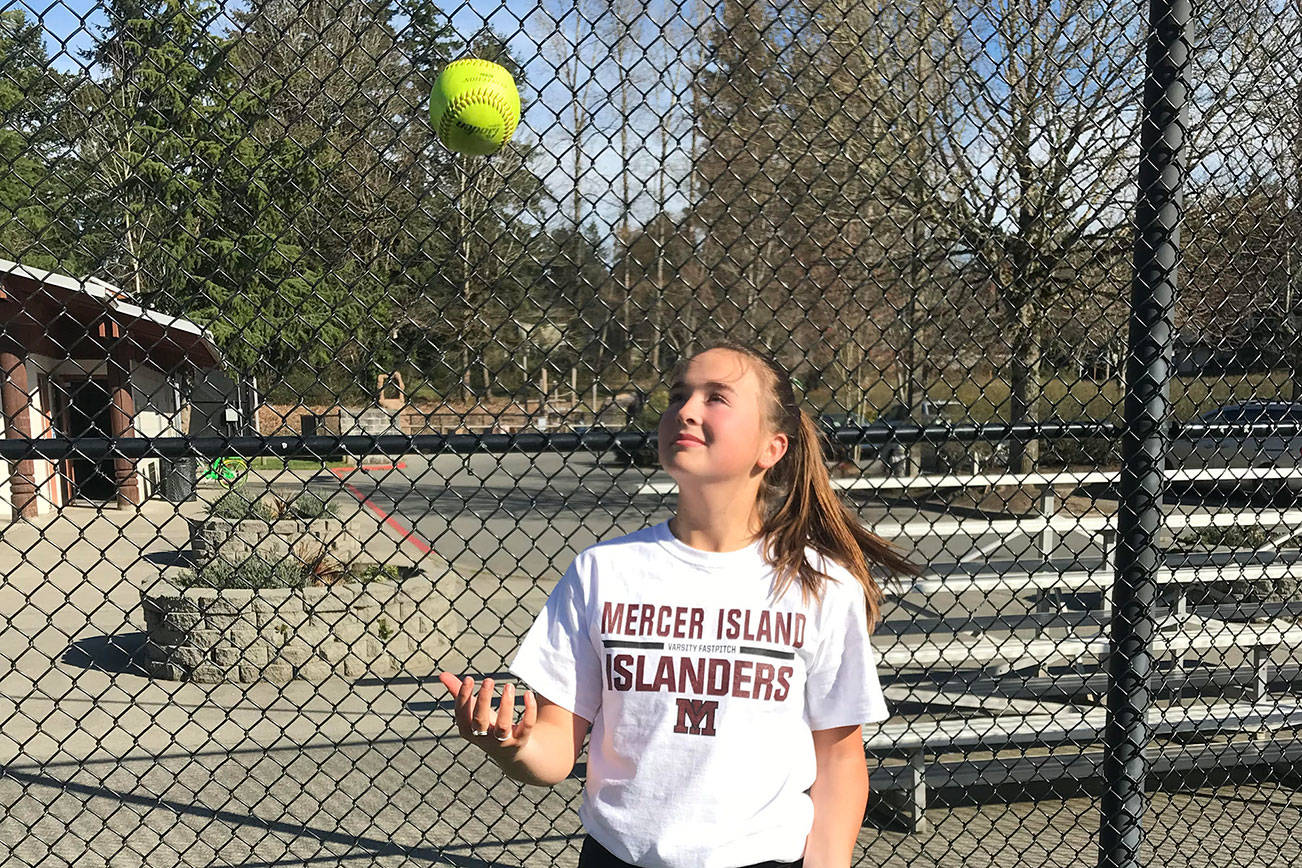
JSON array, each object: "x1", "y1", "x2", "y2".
[{"x1": 250, "y1": 456, "x2": 354, "y2": 471}]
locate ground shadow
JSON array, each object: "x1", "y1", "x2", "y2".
[
  {"x1": 142, "y1": 549, "x2": 195, "y2": 568},
  {"x1": 61, "y1": 631, "x2": 152, "y2": 677},
  {"x1": 0, "y1": 763, "x2": 510, "y2": 867}
]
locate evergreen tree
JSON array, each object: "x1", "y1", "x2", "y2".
[
  {"x1": 72, "y1": 0, "x2": 367, "y2": 381},
  {"x1": 0, "y1": 9, "x2": 80, "y2": 271}
]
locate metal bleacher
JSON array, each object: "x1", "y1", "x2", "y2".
[{"x1": 851, "y1": 470, "x2": 1302, "y2": 832}]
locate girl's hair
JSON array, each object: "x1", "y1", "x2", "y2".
[{"x1": 671, "y1": 339, "x2": 922, "y2": 632}]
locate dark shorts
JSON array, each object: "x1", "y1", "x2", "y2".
[{"x1": 578, "y1": 834, "x2": 803, "y2": 868}]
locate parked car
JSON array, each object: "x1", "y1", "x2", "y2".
[{"x1": 1167, "y1": 401, "x2": 1302, "y2": 494}]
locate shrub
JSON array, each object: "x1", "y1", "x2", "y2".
[
  {"x1": 206, "y1": 490, "x2": 337, "y2": 522},
  {"x1": 1173, "y1": 525, "x2": 1283, "y2": 605},
  {"x1": 175, "y1": 551, "x2": 401, "y2": 590},
  {"x1": 355, "y1": 563, "x2": 401, "y2": 584},
  {"x1": 174, "y1": 555, "x2": 308, "y2": 590},
  {"x1": 209, "y1": 490, "x2": 275, "y2": 521},
  {"x1": 288, "y1": 491, "x2": 337, "y2": 520},
  {"x1": 1040, "y1": 435, "x2": 1121, "y2": 469},
  {"x1": 1174, "y1": 525, "x2": 1269, "y2": 550}
]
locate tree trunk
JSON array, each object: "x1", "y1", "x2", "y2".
[
  {"x1": 1008, "y1": 298, "x2": 1042, "y2": 473},
  {"x1": 461, "y1": 346, "x2": 471, "y2": 403}
]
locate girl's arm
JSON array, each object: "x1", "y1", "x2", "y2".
[
  {"x1": 439, "y1": 674, "x2": 591, "y2": 787},
  {"x1": 804, "y1": 724, "x2": 869, "y2": 868}
]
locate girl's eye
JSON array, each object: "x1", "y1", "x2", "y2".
[{"x1": 668, "y1": 391, "x2": 724, "y2": 403}]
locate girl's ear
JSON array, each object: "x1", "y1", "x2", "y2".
[{"x1": 757, "y1": 431, "x2": 788, "y2": 471}]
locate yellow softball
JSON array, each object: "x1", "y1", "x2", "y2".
[{"x1": 429, "y1": 59, "x2": 521, "y2": 156}]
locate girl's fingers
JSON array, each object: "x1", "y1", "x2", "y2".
[
  {"x1": 436, "y1": 671, "x2": 461, "y2": 698},
  {"x1": 457, "y1": 676, "x2": 475, "y2": 729},
  {"x1": 474, "y1": 677, "x2": 496, "y2": 730},
  {"x1": 435, "y1": 675, "x2": 532, "y2": 747},
  {"x1": 495, "y1": 683, "x2": 515, "y2": 735},
  {"x1": 515, "y1": 688, "x2": 537, "y2": 739}
]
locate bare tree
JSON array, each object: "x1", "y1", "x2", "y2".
[
  {"x1": 692, "y1": 0, "x2": 799, "y2": 348},
  {"x1": 930, "y1": 0, "x2": 1144, "y2": 470},
  {"x1": 533, "y1": 0, "x2": 604, "y2": 246},
  {"x1": 1181, "y1": 0, "x2": 1302, "y2": 392}
]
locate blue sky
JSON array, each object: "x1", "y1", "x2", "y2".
[{"x1": 16, "y1": 0, "x2": 105, "y2": 70}]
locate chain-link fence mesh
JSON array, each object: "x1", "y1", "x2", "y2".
[{"x1": 1, "y1": 0, "x2": 1300, "y2": 864}]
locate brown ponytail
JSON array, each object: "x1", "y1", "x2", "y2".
[{"x1": 677, "y1": 339, "x2": 921, "y2": 633}]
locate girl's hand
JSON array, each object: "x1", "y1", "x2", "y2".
[{"x1": 437, "y1": 672, "x2": 538, "y2": 757}]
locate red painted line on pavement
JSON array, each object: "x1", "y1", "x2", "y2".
[{"x1": 328, "y1": 466, "x2": 431, "y2": 556}]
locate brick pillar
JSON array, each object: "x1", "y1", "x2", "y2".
[
  {"x1": 101, "y1": 321, "x2": 141, "y2": 508},
  {"x1": 0, "y1": 342, "x2": 39, "y2": 519}
]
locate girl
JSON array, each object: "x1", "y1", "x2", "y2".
[{"x1": 439, "y1": 340, "x2": 919, "y2": 868}]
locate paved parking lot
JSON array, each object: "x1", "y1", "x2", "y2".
[{"x1": 1, "y1": 452, "x2": 1300, "y2": 865}]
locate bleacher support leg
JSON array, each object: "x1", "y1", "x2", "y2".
[
  {"x1": 1254, "y1": 646, "x2": 1272, "y2": 702},
  {"x1": 1040, "y1": 487, "x2": 1056, "y2": 561},
  {"x1": 1102, "y1": 527, "x2": 1117, "y2": 574},
  {"x1": 908, "y1": 749, "x2": 928, "y2": 833}
]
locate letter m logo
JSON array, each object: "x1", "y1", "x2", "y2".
[{"x1": 673, "y1": 698, "x2": 719, "y2": 736}]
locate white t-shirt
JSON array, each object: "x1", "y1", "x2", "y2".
[{"x1": 507, "y1": 520, "x2": 889, "y2": 868}]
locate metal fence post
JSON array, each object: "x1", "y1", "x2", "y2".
[{"x1": 1098, "y1": 0, "x2": 1191, "y2": 866}]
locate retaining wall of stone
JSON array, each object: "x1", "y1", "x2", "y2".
[
  {"x1": 140, "y1": 576, "x2": 462, "y2": 683},
  {"x1": 188, "y1": 515, "x2": 365, "y2": 563}
]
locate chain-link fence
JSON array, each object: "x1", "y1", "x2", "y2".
[{"x1": 1, "y1": 0, "x2": 1300, "y2": 864}]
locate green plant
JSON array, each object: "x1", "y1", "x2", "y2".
[
  {"x1": 209, "y1": 490, "x2": 338, "y2": 522},
  {"x1": 355, "y1": 563, "x2": 401, "y2": 584},
  {"x1": 376, "y1": 618, "x2": 393, "y2": 641},
  {"x1": 174, "y1": 555, "x2": 309, "y2": 590},
  {"x1": 209, "y1": 490, "x2": 274, "y2": 521},
  {"x1": 288, "y1": 491, "x2": 337, "y2": 520},
  {"x1": 176, "y1": 549, "x2": 405, "y2": 591}
]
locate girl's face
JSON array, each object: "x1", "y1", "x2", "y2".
[{"x1": 658, "y1": 348, "x2": 788, "y2": 484}]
